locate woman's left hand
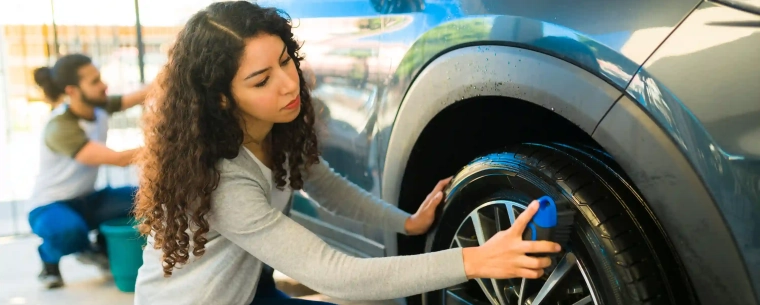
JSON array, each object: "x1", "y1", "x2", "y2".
[{"x1": 404, "y1": 176, "x2": 453, "y2": 235}]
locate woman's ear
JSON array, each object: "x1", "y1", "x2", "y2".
[{"x1": 220, "y1": 95, "x2": 229, "y2": 109}]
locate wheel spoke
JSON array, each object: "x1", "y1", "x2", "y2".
[
  {"x1": 454, "y1": 234, "x2": 479, "y2": 248},
  {"x1": 518, "y1": 279, "x2": 525, "y2": 305},
  {"x1": 489, "y1": 278, "x2": 509, "y2": 305},
  {"x1": 446, "y1": 283, "x2": 493, "y2": 305},
  {"x1": 506, "y1": 204, "x2": 517, "y2": 225},
  {"x1": 452, "y1": 218, "x2": 479, "y2": 248},
  {"x1": 530, "y1": 252, "x2": 578, "y2": 304},
  {"x1": 473, "y1": 278, "x2": 499, "y2": 305},
  {"x1": 470, "y1": 210, "x2": 497, "y2": 246},
  {"x1": 444, "y1": 290, "x2": 477, "y2": 305},
  {"x1": 493, "y1": 205, "x2": 510, "y2": 231},
  {"x1": 576, "y1": 256, "x2": 600, "y2": 305},
  {"x1": 571, "y1": 295, "x2": 593, "y2": 305},
  {"x1": 516, "y1": 277, "x2": 545, "y2": 305}
]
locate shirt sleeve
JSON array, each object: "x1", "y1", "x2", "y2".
[
  {"x1": 208, "y1": 162, "x2": 468, "y2": 301},
  {"x1": 104, "y1": 95, "x2": 123, "y2": 114},
  {"x1": 44, "y1": 115, "x2": 89, "y2": 158},
  {"x1": 301, "y1": 157, "x2": 411, "y2": 235}
]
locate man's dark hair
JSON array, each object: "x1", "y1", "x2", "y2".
[{"x1": 33, "y1": 53, "x2": 92, "y2": 102}]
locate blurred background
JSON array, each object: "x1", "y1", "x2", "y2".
[
  {"x1": 0, "y1": 0, "x2": 221, "y2": 238},
  {"x1": 0, "y1": 1, "x2": 222, "y2": 303}
]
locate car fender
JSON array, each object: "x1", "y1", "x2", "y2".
[
  {"x1": 593, "y1": 94, "x2": 756, "y2": 305},
  {"x1": 381, "y1": 44, "x2": 621, "y2": 208}
]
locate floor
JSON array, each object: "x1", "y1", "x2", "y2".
[{"x1": 0, "y1": 236, "x2": 401, "y2": 305}]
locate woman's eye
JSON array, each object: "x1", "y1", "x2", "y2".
[
  {"x1": 255, "y1": 77, "x2": 269, "y2": 87},
  {"x1": 254, "y1": 58, "x2": 290, "y2": 87}
]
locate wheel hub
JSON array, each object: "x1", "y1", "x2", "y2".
[{"x1": 444, "y1": 200, "x2": 598, "y2": 305}]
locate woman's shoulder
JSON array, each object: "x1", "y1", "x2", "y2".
[
  {"x1": 211, "y1": 151, "x2": 272, "y2": 211},
  {"x1": 215, "y1": 148, "x2": 270, "y2": 190}
]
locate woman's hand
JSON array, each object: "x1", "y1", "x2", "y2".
[
  {"x1": 461, "y1": 200, "x2": 562, "y2": 280},
  {"x1": 404, "y1": 177, "x2": 453, "y2": 236}
]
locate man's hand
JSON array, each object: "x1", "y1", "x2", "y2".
[
  {"x1": 120, "y1": 80, "x2": 158, "y2": 111},
  {"x1": 404, "y1": 177, "x2": 453, "y2": 235},
  {"x1": 74, "y1": 142, "x2": 140, "y2": 167}
]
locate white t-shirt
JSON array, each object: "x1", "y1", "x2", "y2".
[
  {"x1": 27, "y1": 97, "x2": 124, "y2": 213},
  {"x1": 242, "y1": 147, "x2": 293, "y2": 212},
  {"x1": 27, "y1": 104, "x2": 109, "y2": 213}
]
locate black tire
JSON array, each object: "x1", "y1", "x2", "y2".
[{"x1": 421, "y1": 142, "x2": 691, "y2": 305}]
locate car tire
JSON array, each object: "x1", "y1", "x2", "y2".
[{"x1": 421, "y1": 142, "x2": 683, "y2": 305}]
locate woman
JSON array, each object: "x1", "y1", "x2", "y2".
[{"x1": 133, "y1": 2, "x2": 561, "y2": 304}]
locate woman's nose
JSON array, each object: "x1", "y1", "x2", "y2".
[{"x1": 280, "y1": 71, "x2": 299, "y2": 95}]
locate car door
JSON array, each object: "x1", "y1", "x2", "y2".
[{"x1": 257, "y1": 0, "x2": 388, "y2": 258}]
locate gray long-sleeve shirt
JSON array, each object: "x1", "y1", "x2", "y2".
[{"x1": 134, "y1": 146, "x2": 468, "y2": 305}]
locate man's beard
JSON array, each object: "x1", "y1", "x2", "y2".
[{"x1": 79, "y1": 90, "x2": 108, "y2": 108}]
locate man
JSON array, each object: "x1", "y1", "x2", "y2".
[{"x1": 26, "y1": 54, "x2": 152, "y2": 289}]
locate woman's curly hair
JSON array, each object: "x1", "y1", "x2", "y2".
[{"x1": 133, "y1": 1, "x2": 319, "y2": 277}]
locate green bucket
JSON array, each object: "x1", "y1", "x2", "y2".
[{"x1": 99, "y1": 217, "x2": 146, "y2": 293}]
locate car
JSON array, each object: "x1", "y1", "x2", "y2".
[{"x1": 257, "y1": 0, "x2": 760, "y2": 304}]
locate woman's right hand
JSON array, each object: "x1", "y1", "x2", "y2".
[{"x1": 461, "y1": 200, "x2": 562, "y2": 279}]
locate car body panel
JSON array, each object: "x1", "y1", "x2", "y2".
[
  {"x1": 623, "y1": 1, "x2": 760, "y2": 301},
  {"x1": 593, "y1": 95, "x2": 757, "y2": 305},
  {"x1": 375, "y1": 0, "x2": 700, "y2": 139}
]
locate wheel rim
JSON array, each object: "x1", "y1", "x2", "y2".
[{"x1": 443, "y1": 200, "x2": 599, "y2": 305}]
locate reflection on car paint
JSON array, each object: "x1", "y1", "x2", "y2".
[{"x1": 627, "y1": 2, "x2": 760, "y2": 293}]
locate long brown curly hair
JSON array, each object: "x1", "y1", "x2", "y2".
[{"x1": 133, "y1": 1, "x2": 319, "y2": 277}]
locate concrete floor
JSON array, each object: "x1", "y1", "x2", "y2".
[{"x1": 0, "y1": 236, "x2": 400, "y2": 305}]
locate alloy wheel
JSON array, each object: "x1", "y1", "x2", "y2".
[{"x1": 443, "y1": 200, "x2": 599, "y2": 305}]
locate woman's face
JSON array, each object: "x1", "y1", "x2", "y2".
[{"x1": 231, "y1": 33, "x2": 301, "y2": 125}]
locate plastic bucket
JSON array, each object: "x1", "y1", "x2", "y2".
[{"x1": 99, "y1": 217, "x2": 146, "y2": 292}]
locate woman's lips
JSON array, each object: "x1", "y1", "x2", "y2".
[{"x1": 283, "y1": 95, "x2": 301, "y2": 110}]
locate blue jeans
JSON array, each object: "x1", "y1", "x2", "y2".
[
  {"x1": 28, "y1": 186, "x2": 137, "y2": 264},
  {"x1": 251, "y1": 267, "x2": 336, "y2": 305}
]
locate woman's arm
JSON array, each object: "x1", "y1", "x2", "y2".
[
  {"x1": 301, "y1": 157, "x2": 411, "y2": 234},
  {"x1": 208, "y1": 165, "x2": 468, "y2": 301}
]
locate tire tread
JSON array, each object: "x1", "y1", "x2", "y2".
[{"x1": 510, "y1": 144, "x2": 666, "y2": 305}]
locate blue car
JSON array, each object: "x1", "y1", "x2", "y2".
[{"x1": 257, "y1": 0, "x2": 760, "y2": 304}]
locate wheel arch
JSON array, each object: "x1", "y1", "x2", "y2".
[{"x1": 380, "y1": 44, "x2": 621, "y2": 213}]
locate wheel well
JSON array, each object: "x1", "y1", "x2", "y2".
[{"x1": 396, "y1": 95, "x2": 601, "y2": 256}]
